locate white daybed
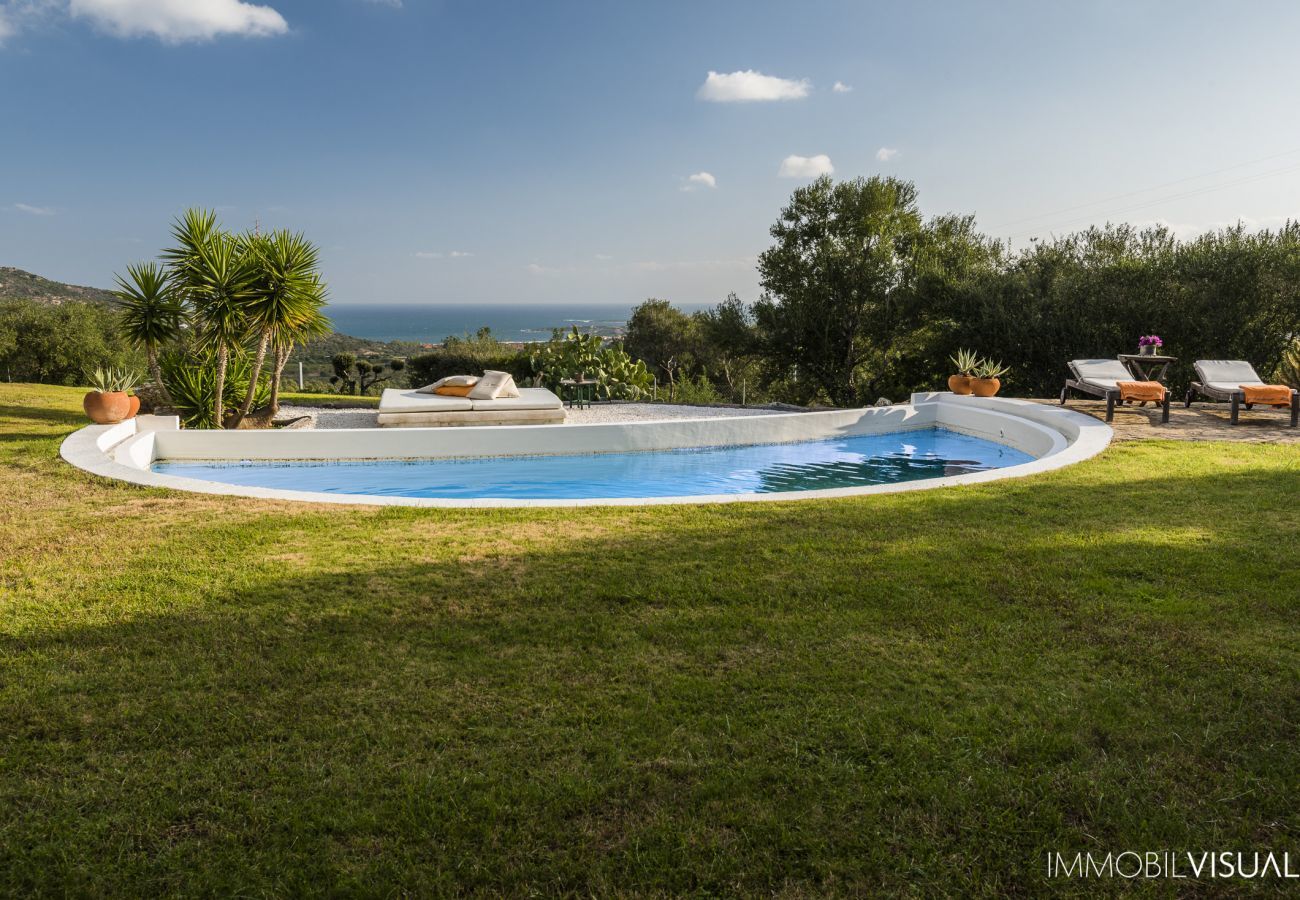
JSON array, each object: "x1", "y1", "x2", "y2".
[{"x1": 377, "y1": 387, "x2": 566, "y2": 427}]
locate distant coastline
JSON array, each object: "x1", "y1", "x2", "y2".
[{"x1": 323, "y1": 302, "x2": 711, "y2": 345}]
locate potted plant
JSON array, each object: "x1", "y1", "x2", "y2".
[
  {"x1": 970, "y1": 358, "x2": 1010, "y2": 397},
  {"x1": 1138, "y1": 334, "x2": 1163, "y2": 356},
  {"x1": 83, "y1": 367, "x2": 139, "y2": 424},
  {"x1": 947, "y1": 348, "x2": 979, "y2": 395}
]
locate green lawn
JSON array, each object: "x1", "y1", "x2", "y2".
[{"x1": 1, "y1": 383, "x2": 1297, "y2": 895}]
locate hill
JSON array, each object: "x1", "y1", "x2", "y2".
[{"x1": 0, "y1": 267, "x2": 118, "y2": 306}]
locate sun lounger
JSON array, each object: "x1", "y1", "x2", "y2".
[
  {"x1": 1185, "y1": 360, "x2": 1298, "y2": 426},
  {"x1": 376, "y1": 387, "x2": 566, "y2": 427},
  {"x1": 1061, "y1": 358, "x2": 1170, "y2": 423}
]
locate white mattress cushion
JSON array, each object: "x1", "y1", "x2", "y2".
[
  {"x1": 1195, "y1": 360, "x2": 1265, "y2": 391},
  {"x1": 378, "y1": 388, "x2": 473, "y2": 413},
  {"x1": 1070, "y1": 358, "x2": 1133, "y2": 389},
  {"x1": 468, "y1": 388, "x2": 563, "y2": 411}
]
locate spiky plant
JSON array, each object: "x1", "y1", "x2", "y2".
[
  {"x1": 164, "y1": 210, "x2": 258, "y2": 427},
  {"x1": 112, "y1": 261, "x2": 182, "y2": 406},
  {"x1": 229, "y1": 229, "x2": 328, "y2": 426},
  {"x1": 948, "y1": 348, "x2": 980, "y2": 376}
]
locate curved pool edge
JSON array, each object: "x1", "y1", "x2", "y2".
[{"x1": 59, "y1": 395, "x2": 1113, "y2": 508}]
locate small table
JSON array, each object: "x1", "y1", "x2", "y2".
[
  {"x1": 558, "y1": 378, "x2": 598, "y2": 409},
  {"x1": 1118, "y1": 353, "x2": 1176, "y2": 384},
  {"x1": 1118, "y1": 353, "x2": 1176, "y2": 407}
]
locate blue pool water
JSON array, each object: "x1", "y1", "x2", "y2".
[{"x1": 151, "y1": 428, "x2": 1033, "y2": 500}]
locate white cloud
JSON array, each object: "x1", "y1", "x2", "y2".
[
  {"x1": 778, "y1": 154, "x2": 834, "y2": 178},
  {"x1": 12, "y1": 202, "x2": 54, "y2": 215},
  {"x1": 875, "y1": 147, "x2": 899, "y2": 162},
  {"x1": 0, "y1": 10, "x2": 13, "y2": 42},
  {"x1": 832, "y1": 81, "x2": 852, "y2": 93},
  {"x1": 681, "y1": 171, "x2": 717, "y2": 191},
  {"x1": 68, "y1": 0, "x2": 288, "y2": 42},
  {"x1": 415, "y1": 249, "x2": 472, "y2": 259},
  {"x1": 594, "y1": 254, "x2": 613, "y2": 261},
  {"x1": 697, "y1": 69, "x2": 810, "y2": 102}
]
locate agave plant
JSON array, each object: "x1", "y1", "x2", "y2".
[
  {"x1": 973, "y1": 358, "x2": 1010, "y2": 380},
  {"x1": 160, "y1": 349, "x2": 268, "y2": 430},
  {"x1": 949, "y1": 348, "x2": 980, "y2": 376},
  {"x1": 85, "y1": 366, "x2": 141, "y2": 393}
]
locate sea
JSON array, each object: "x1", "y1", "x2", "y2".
[{"x1": 323, "y1": 302, "x2": 711, "y2": 345}]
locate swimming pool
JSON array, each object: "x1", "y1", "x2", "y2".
[{"x1": 151, "y1": 427, "x2": 1033, "y2": 500}]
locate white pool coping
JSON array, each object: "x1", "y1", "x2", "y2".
[{"x1": 59, "y1": 394, "x2": 1112, "y2": 508}]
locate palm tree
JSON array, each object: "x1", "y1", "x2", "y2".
[
  {"x1": 112, "y1": 261, "x2": 182, "y2": 406},
  {"x1": 165, "y1": 210, "x2": 257, "y2": 427},
  {"x1": 229, "y1": 230, "x2": 327, "y2": 427}
]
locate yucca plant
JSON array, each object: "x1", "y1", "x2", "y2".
[
  {"x1": 164, "y1": 210, "x2": 259, "y2": 428},
  {"x1": 112, "y1": 261, "x2": 182, "y2": 406},
  {"x1": 230, "y1": 229, "x2": 328, "y2": 426}
]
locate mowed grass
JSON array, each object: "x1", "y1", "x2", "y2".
[{"x1": 1, "y1": 383, "x2": 1297, "y2": 896}]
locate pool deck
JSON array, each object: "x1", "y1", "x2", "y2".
[
  {"x1": 276, "y1": 402, "x2": 799, "y2": 431},
  {"x1": 280, "y1": 398, "x2": 1298, "y2": 444},
  {"x1": 1045, "y1": 398, "x2": 1300, "y2": 444}
]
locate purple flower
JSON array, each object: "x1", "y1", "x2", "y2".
[{"x1": 1138, "y1": 334, "x2": 1163, "y2": 347}]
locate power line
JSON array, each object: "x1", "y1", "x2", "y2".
[
  {"x1": 989, "y1": 146, "x2": 1300, "y2": 232},
  {"x1": 1003, "y1": 160, "x2": 1300, "y2": 240}
]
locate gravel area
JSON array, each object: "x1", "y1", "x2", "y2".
[{"x1": 276, "y1": 402, "x2": 802, "y2": 431}]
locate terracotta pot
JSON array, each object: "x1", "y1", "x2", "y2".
[
  {"x1": 947, "y1": 374, "x2": 973, "y2": 395},
  {"x1": 970, "y1": 377, "x2": 1001, "y2": 398},
  {"x1": 126, "y1": 395, "x2": 141, "y2": 419},
  {"x1": 83, "y1": 391, "x2": 132, "y2": 424}
]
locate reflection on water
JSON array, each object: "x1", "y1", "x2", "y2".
[
  {"x1": 153, "y1": 427, "x2": 1034, "y2": 500},
  {"x1": 755, "y1": 453, "x2": 990, "y2": 492}
]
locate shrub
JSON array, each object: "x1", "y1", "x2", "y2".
[
  {"x1": 530, "y1": 328, "x2": 652, "y2": 400},
  {"x1": 405, "y1": 328, "x2": 531, "y2": 388},
  {"x1": 160, "y1": 348, "x2": 269, "y2": 429},
  {"x1": 666, "y1": 374, "x2": 723, "y2": 405}
]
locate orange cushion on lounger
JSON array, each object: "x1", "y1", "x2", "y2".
[
  {"x1": 416, "y1": 375, "x2": 478, "y2": 394},
  {"x1": 1118, "y1": 381, "x2": 1165, "y2": 403},
  {"x1": 1241, "y1": 384, "x2": 1292, "y2": 407},
  {"x1": 434, "y1": 384, "x2": 474, "y2": 397}
]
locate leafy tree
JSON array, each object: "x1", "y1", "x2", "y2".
[
  {"x1": 111, "y1": 261, "x2": 183, "y2": 406},
  {"x1": 329, "y1": 353, "x2": 405, "y2": 395},
  {"x1": 755, "y1": 175, "x2": 924, "y2": 406},
  {"x1": 0, "y1": 299, "x2": 136, "y2": 384},
  {"x1": 693, "y1": 293, "x2": 760, "y2": 398},
  {"x1": 624, "y1": 298, "x2": 698, "y2": 387},
  {"x1": 329, "y1": 352, "x2": 358, "y2": 394}
]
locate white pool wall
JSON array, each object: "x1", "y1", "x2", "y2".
[{"x1": 60, "y1": 394, "x2": 1111, "y2": 508}]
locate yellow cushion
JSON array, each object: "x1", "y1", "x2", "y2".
[{"x1": 434, "y1": 384, "x2": 474, "y2": 397}]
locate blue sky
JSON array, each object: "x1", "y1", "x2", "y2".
[{"x1": 3, "y1": 0, "x2": 1300, "y2": 305}]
